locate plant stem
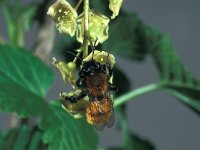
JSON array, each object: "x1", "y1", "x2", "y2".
[
  {"x1": 15, "y1": 22, "x2": 24, "y2": 47},
  {"x1": 117, "y1": 107, "x2": 130, "y2": 147},
  {"x1": 114, "y1": 82, "x2": 163, "y2": 107},
  {"x1": 82, "y1": 0, "x2": 89, "y2": 58},
  {"x1": 1, "y1": 3, "x2": 14, "y2": 43},
  {"x1": 75, "y1": 0, "x2": 83, "y2": 10}
]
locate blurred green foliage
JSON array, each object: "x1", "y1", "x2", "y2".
[
  {"x1": 0, "y1": 125, "x2": 47, "y2": 150},
  {"x1": 145, "y1": 29, "x2": 200, "y2": 113},
  {"x1": 0, "y1": 0, "x2": 199, "y2": 150},
  {"x1": 0, "y1": 45, "x2": 98, "y2": 150},
  {"x1": 103, "y1": 12, "x2": 148, "y2": 61},
  {"x1": 0, "y1": 0, "x2": 37, "y2": 46}
]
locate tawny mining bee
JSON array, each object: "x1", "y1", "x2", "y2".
[{"x1": 58, "y1": 50, "x2": 117, "y2": 130}]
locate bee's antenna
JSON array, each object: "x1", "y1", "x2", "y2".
[
  {"x1": 94, "y1": 37, "x2": 98, "y2": 47},
  {"x1": 91, "y1": 38, "x2": 98, "y2": 60},
  {"x1": 66, "y1": 51, "x2": 83, "y2": 62}
]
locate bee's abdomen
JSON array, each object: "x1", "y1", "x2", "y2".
[{"x1": 86, "y1": 98, "x2": 113, "y2": 126}]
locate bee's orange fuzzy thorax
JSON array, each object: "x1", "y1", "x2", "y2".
[
  {"x1": 85, "y1": 73, "x2": 108, "y2": 98},
  {"x1": 86, "y1": 98, "x2": 113, "y2": 126}
]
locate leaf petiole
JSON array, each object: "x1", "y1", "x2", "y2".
[{"x1": 114, "y1": 82, "x2": 164, "y2": 107}]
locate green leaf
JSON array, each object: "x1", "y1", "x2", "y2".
[
  {"x1": 146, "y1": 27, "x2": 200, "y2": 112},
  {"x1": 0, "y1": 44, "x2": 54, "y2": 96},
  {"x1": 0, "y1": 44, "x2": 53, "y2": 117},
  {"x1": 12, "y1": 126, "x2": 33, "y2": 149},
  {"x1": 0, "y1": 125, "x2": 47, "y2": 150},
  {"x1": 0, "y1": 95, "x2": 99, "y2": 149},
  {"x1": 113, "y1": 67, "x2": 131, "y2": 97},
  {"x1": 0, "y1": 44, "x2": 97, "y2": 150},
  {"x1": 124, "y1": 134, "x2": 155, "y2": 150},
  {"x1": 102, "y1": 134, "x2": 154, "y2": 150},
  {"x1": 40, "y1": 101, "x2": 98, "y2": 150},
  {"x1": 3, "y1": 93, "x2": 98, "y2": 149},
  {"x1": 28, "y1": 129, "x2": 47, "y2": 150},
  {"x1": 108, "y1": 12, "x2": 200, "y2": 113},
  {"x1": 104, "y1": 11, "x2": 200, "y2": 113},
  {"x1": 0, "y1": 127, "x2": 19, "y2": 150},
  {"x1": 102, "y1": 12, "x2": 148, "y2": 61},
  {"x1": 0, "y1": 82, "x2": 49, "y2": 117},
  {"x1": 54, "y1": 35, "x2": 82, "y2": 66},
  {"x1": 90, "y1": 0, "x2": 111, "y2": 16}
]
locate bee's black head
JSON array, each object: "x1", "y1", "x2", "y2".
[{"x1": 81, "y1": 60, "x2": 102, "y2": 76}]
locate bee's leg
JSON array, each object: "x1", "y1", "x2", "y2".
[
  {"x1": 76, "y1": 79, "x2": 82, "y2": 87},
  {"x1": 76, "y1": 78, "x2": 87, "y2": 88},
  {"x1": 77, "y1": 90, "x2": 87, "y2": 100},
  {"x1": 105, "y1": 63, "x2": 118, "y2": 92},
  {"x1": 105, "y1": 63, "x2": 113, "y2": 77},
  {"x1": 60, "y1": 90, "x2": 87, "y2": 103},
  {"x1": 65, "y1": 96, "x2": 79, "y2": 103},
  {"x1": 109, "y1": 84, "x2": 118, "y2": 92},
  {"x1": 105, "y1": 53, "x2": 113, "y2": 76},
  {"x1": 101, "y1": 63, "x2": 113, "y2": 78}
]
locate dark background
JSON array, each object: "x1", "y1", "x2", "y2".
[{"x1": 0, "y1": 0, "x2": 200, "y2": 150}]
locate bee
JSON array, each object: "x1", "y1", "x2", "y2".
[{"x1": 63, "y1": 51, "x2": 117, "y2": 130}]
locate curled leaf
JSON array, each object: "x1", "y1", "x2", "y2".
[
  {"x1": 51, "y1": 57, "x2": 76, "y2": 87},
  {"x1": 109, "y1": 0, "x2": 123, "y2": 19},
  {"x1": 83, "y1": 50, "x2": 115, "y2": 68},
  {"x1": 76, "y1": 10, "x2": 110, "y2": 45},
  {"x1": 47, "y1": 0, "x2": 77, "y2": 36},
  {"x1": 60, "y1": 90, "x2": 89, "y2": 119}
]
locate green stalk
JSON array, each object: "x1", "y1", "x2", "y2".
[
  {"x1": 115, "y1": 82, "x2": 164, "y2": 148},
  {"x1": 75, "y1": 0, "x2": 83, "y2": 10},
  {"x1": 1, "y1": 4, "x2": 14, "y2": 43},
  {"x1": 82, "y1": 0, "x2": 89, "y2": 58},
  {"x1": 117, "y1": 107, "x2": 130, "y2": 147},
  {"x1": 15, "y1": 21, "x2": 24, "y2": 47},
  {"x1": 114, "y1": 82, "x2": 164, "y2": 107},
  {"x1": 1, "y1": 0, "x2": 24, "y2": 47}
]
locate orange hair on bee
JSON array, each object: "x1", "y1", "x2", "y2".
[{"x1": 86, "y1": 98, "x2": 113, "y2": 127}]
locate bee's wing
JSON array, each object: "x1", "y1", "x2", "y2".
[
  {"x1": 94, "y1": 109, "x2": 115, "y2": 130},
  {"x1": 94, "y1": 124, "x2": 105, "y2": 131},
  {"x1": 105, "y1": 109, "x2": 115, "y2": 128}
]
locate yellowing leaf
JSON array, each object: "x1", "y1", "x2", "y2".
[
  {"x1": 60, "y1": 90, "x2": 89, "y2": 119},
  {"x1": 76, "y1": 10, "x2": 110, "y2": 45},
  {"x1": 83, "y1": 50, "x2": 115, "y2": 68},
  {"x1": 109, "y1": 0, "x2": 123, "y2": 19},
  {"x1": 47, "y1": 0, "x2": 77, "y2": 36},
  {"x1": 51, "y1": 57, "x2": 76, "y2": 87}
]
